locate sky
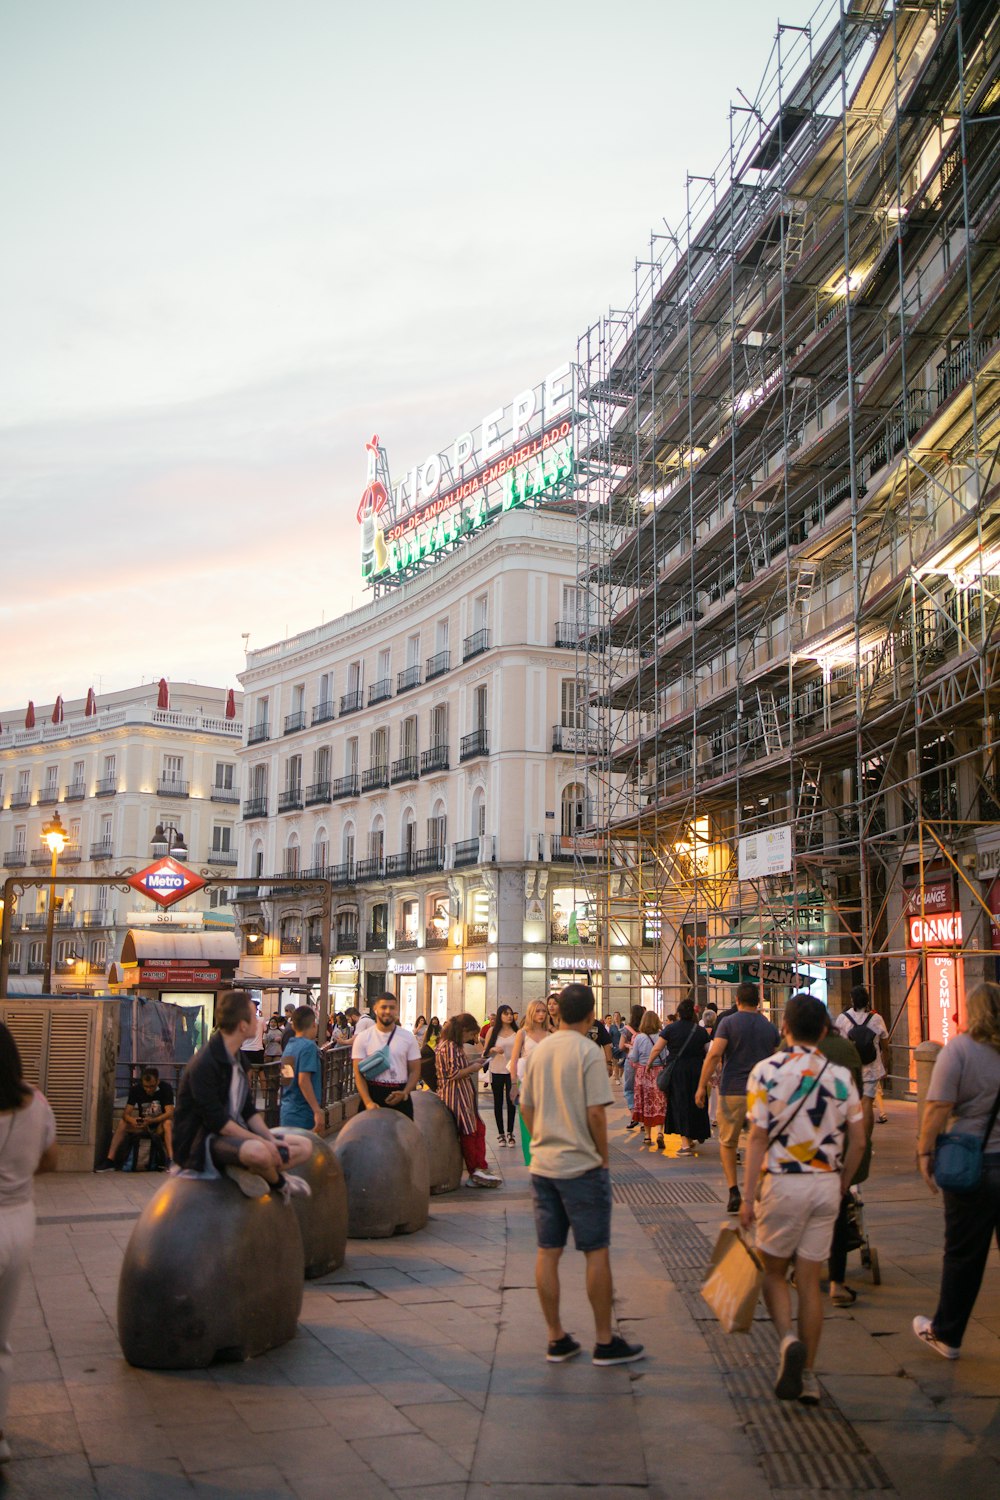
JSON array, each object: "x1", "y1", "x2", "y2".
[{"x1": 1, "y1": 0, "x2": 818, "y2": 710}]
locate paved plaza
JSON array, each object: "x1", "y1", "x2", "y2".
[{"x1": 5, "y1": 1095, "x2": 999, "y2": 1499}]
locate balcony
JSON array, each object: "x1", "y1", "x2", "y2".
[
  {"x1": 157, "y1": 777, "x2": 189, "y2": 797},
  {"x1": 365, "y1": 930, "x2": 388, "y2": 952},
  {"x1": 551, "y1": 724, "x2": 602, "y2": 755},
  {"x1": 9, "y1": 792, "x2": 31, "y2": 810},
  {"x1": 414, "y1": 845, "x2": 446, "y2": 873},
  {"x1": 61, "y1": 845, "x2": 82, "y2": 864},
  {"x1": 243, "y1": 797, "x2": 269, "y2": 820},
  {"x1": 335, "y1": 929, "x2": 359, "y2": 954},
  {"x1": 361, "y1": 765, "x2": 389, "y2": 793},
  {"x1": 211, "y1": 784, "x2": 240, "y2": 802},
  {"x1": 420, "y1": 744, "x2": 449, "y2": 775},
  {"x1": 312, "y1": 699, "x2": 336, "y2": 726},
  {"x1": 425, "y1": 928, "x2": 449, "y2": 948},
  {"x1": 305, "y1": 780, "x2": 331, "y2": 806},
  {"x1": 278, "y1": 786, "x2": 304, "y2": 813},
  {"x1": 37, "y1": 786, "x2": 60, "y2": 806},
  {"x1": 368, "y1": 678, "x2": 392, "y2": 706},
  {"x1": 339, "y1": 690, "x2": 363, "y2": 716},
  {"x1": 460, "y1": 728, "x2": 489, "y2": 762},
  {"x1": 27, "y1": 960, "x2": 44, "y2": 974},
  {"x1": 90, "y1": 840, "x2": 114, "y2": 860},
  {"x1": 426, "y1": 650, "x2": 450, "y2": 681},
  {"x1": 390, "y1": 755, "x2": 419, "y2": 784},
  {"x1": 64, "y1": 781, "x2": 86, "y2": 801},
  {"x1": 279, "y1": 937, "x2": 301, "y2": 955},
  {"x1": 331, "y1": 774, "x2": 360, "y2": 800},
  {"x1": 397, "y1": 664, "x2": 422, "y2": 693},
  {"x1": 29, "y1": 849, "x2": 51, "y2": 867},
  {"x1": 551, "y1": 834, "x2": 602, "y2": 862},
  {"x1": 283, "y1": 710, "x2": 306, "y2": 735},
  {"x1": 247, "y1": 722, "x2": 270, "y2": 745},
  {"x1": 467, "y1": 923, "x2": 490, "y2": 946},
  {"x1": 385, "y1": 852, "x2": 415, "y2": 877},
  {"x1": 2, "y1": 851, "x2": 27, "y2": 868},
  {"x1": 554, "y1": 621, "x2": 584, "y2": 648},
  {"x1": 463, "y1": 628, "x2": 490, "y2": 661},
  {"x1": 452, "y1": 838, "x2": 481, "y2": 868},
  {"x1": 206, "y1": 849, "x2": 238, "y2": 867},
  {"x1": 82, "y1": 910, "x2": 115, "y2": 927},
  {"x1": 24, "y1": 913, "x2": 48, "y2": 930},
  {"x1": 394, "y1": 930, "x2": 419, "y2": 950},
  {"x1": 95, "y1": 776, "x2": 118, "y2": 797},
  {"x1": 330, "y1": 862, "x2": 355, "y2": 887},
  {"x1": 355, "y1": 856, "x2": 385, "y2": 881}
]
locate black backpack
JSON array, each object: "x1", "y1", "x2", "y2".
[{"x1": 846, "y1": 1012, "x2": 878, "y2": 1066}]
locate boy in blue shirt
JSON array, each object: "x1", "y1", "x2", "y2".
[{"x1": 279, "y1": 1005, "x2": 324, "y2": 1132}]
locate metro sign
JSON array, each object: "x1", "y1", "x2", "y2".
[{"x1": 128, "y1": 857, "x2": 206, "y2": 909}]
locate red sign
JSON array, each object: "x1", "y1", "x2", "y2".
[
  {"x1": 927, "y1": 954, "x2": 963, "y2": 1045},
  {"x1": 128, "y1": 857, "x2": 206, "y2": 909},
  {"x1": 985, "y1": 879, "x2": 1000, "y2": 951},
  {"x1": 908, "y1": 911, "x2": 963, "y2": 948},
  {"x1": 904, "y1": 880, "x2": 954, "y2": 916},
  {"x1": 139, "y1": 965, "x2": 222, "y2": 986}
]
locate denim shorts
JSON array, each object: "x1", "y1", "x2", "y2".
[{"x1": 531, "y1": 1166, "x2": 612, "y2": 1252}]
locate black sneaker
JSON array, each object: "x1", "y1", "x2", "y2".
[
  {"x1": 625, "y1": 1120, "x2": 640, "y2": 1130},
  {"x1": 775, "y1": 1334, "x2": 807, "y2": 1400},
  {"x1": 592, "y1": 1335, "x2": 645, "y2": 1366},
  {"x1": 546, "y1": 1334, "x2": 581, "y2": 1362},
  {"x1": 94, "y1": 1159, "x2": 116, "y2": 1172},
  {"x1": 727, "y1": 1186, "x2": 742, "y2": 1214}
]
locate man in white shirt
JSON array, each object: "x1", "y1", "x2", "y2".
[
  {"x1": 351, "y1": 992, "x2": 421, "y2": 1119},
  {"x1": 520, "y1": 983, "x2": 644, "y2": 1369},
  {"x1": 833, "y1": 984, "x2": 889, "y2": 1137}
]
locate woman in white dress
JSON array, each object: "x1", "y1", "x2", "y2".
[{"x1": 509, "y1": 1000, "x2": 551, "y2": 1164}]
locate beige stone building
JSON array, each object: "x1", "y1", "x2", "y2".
[{"x1": 0, "y1": 683, "x2": 243, "y2": 992}]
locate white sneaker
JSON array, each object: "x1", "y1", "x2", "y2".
[
  {"x1": 912, "y1": 1315, "x2": 960, "y2": 1360},
  {"x1": 464, "y1": 1175, "x2": 489, "y2": 1188},
  {"x1": 798, "y1": 1371, "x2": 821, "y2": 1405},
  {"x1": 279, "y1": 1174, "x2": 312, "y2": 1204},
  {"x1": 225, "y1": 1166, "x2": 268, "y2": 1199},
  {"x1": 472, "y1": 1169, "x2": 501, "y2": 1187}
]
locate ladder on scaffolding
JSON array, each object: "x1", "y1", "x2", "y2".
[
  {"x1": 797, "y1": 766, "x2": 822, "y2": 849},
  {"x1": 792, "y1": 565, "x2": 819, "y2": 635},
  {"x1": 756, "y1": 688, "x2": 783, "y2": 756}
]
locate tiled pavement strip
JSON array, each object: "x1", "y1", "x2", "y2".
[{"x1": 5, "y1": 1093, "x2": 999, "y2": 1499}]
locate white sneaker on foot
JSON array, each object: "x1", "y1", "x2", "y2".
[
  {"x1": 225, "y1": 1165, "x2": 268, "y2": 1199},
  {"x1": 912, "y1": 1315, "x2": 960, "y2": 1360},
  {"x1": 798, "y1": 1371, "x2": 821, "y2": 1405},
  {"x1": 278, "y1": 1174, "x2": 312, "y2": 1204},
  {"x1": 472, "y1": 1169, "x2": 501, "y2": 1187}
]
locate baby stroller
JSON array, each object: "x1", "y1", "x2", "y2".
[{"x1": 843, "y1": 1186, "x2": 880, "y2": 1284}]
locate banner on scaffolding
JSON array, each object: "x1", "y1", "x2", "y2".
[{"x1": 737, "y1": 825, "x2": 792, "y2": 880}]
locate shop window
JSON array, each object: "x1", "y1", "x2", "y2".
[{"x1": 551, "y1": 886, "x2": 595, "y2": 944}]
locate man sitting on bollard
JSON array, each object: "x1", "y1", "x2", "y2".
[
  {"x1": 172, "y1": 989, "x2": 312, "y2": 1201},
  {"x1": 352, "y1": 991, "x2": 421, "y2": 1119},
  {"x1": 96, "y1": 1066, "x2": 174, "y2": 1172}
]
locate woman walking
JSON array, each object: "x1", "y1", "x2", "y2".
[
  {"x1": 509, "y1": 1000, "x2": 551, "y2": 1163},
  {"x1": 649, "y1": 998, "x2": 711, "y2": 1154},
  {"x1": 914, "y1": 982, "x2": 1000, "y2": 1359},
  {"x1": 620, "y1": 1004, "x2": 645, "y2": 1129},
  {"x1": 0, "y1": 1023, "x2": 58, "y2": 1462},
  {"x1": 435, "y1": 1014, "x2": 502, "y2": 1189},
  {"x1": 628, "y1": 1010, "x2": 666, "y2": 1149},
  {"x1": 483, "y1": 1005, "x2": 519, "y2": 1146}
]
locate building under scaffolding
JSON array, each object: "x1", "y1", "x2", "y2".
[{"x1": 573, "y1": 0, "x2": 1000, "y2": 1086}]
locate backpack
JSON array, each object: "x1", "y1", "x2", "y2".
[
  {"x1": 846, "y1": 1011, "x2": 878, "y2": 1066},
  {"x1": 420, "y1": 1044, "x2": 439, "y2": 1092}
]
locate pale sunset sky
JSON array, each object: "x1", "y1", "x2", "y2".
[{"x1": 1, "y1": 0, "x2": 817, "y2": 710}]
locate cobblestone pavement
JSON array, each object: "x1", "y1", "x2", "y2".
[{"x1": 5, "y1": 1092, "x2": 999, "y2": 1498}]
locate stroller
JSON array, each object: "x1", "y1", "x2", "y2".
[{"x1": 843, "y1": 1185, "x2": 881, "y2": 1284}]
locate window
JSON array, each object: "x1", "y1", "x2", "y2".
[
  {"x1": 103, "y1": 754, "x2": 116, "y2": 779},
  {"x1": 29, "y1": 941, "x2": 43, "y2": 969},
  {"x1": 403, "y1": 812, "x2": 417, "y2": 857},
  {"x1": 214, "y1": 762, "x2": 235, "y2": 789},
  {"x1": 44, "y1": 765, "x2": 58, "y2": 791},
  {"x1": 347, "y1": 661, "x2": 362, "y2": 694},
  {"x1": 431, "y1": 704, "x2": 447, "y2": 746},
  {"x1": 252, "y1": 843, "x2": 264, "y2": 878},
  {"x1": 370, "y1": 902, "x2": 388, "y2": 941},
  {"x1": 318, "y1": 671, "x2": 333, "y2": 705},
  {"x1": 251, "y1": 764, "x2": 268, "y2": 798},
  {"x1": 401, "y1": 898, "x2": 419, "y2": 938},
  {"x1": 474, "y1": 685, "x2": 488, "y2": 732},
  {"x1": 280, "y1": 914, "x2": 302, "y2": 952},
  {"x1": 345, "y1": 737, "x2": 359, "y2": 775},
  {"x1": 13, "y1": 826, "x2": 26, "y2": 855},
  {"x1": 17, "y1": 770, "x2": 29, "y2": 798},
  {"x1": 406, "y1": 633, "x2": 420, "y2": 667},
  {"x1": 163, "y1": 755, "x2": 183, "y2": 786},
  {"x1": 343, "y1": 826, "x2": 355, "y2": 868},
  {"x1": 307, "y1": 914, "x2": 324, "y2": 954},
  {"x1": 313, "y1": 833, "x2": 329, "y2": 869},
  {"x1": 286, "y1": 755, "x2": 302, "y2": 792},
  {"x1": 472, "y1": 787, "x2": 486, "y2": 837},
  {"x1": 436, "y1": 618, "x2": 449, "y2": 651},
  {"x1": 72, "y1": 759, "x2": 84, "y2": 783},
  {"x1": 561, "y1": 783, "x2": 588, "y2": 836},
  {"x1": 212, "y1": 825, "x2": 233, "y2": 853},
  {"x1": 314, "y1": 746, "x2": 331, "y2": 781},
  {"x1": 426, "y1": 895, "x2": 449, "y2": 941},
  {"x1": 370, "y1": 727, "x2": 388, "y2": 770},
  {"x1": 284, "y1": 842, "x2": 300, "y2": 876},
  {"x1": 473, "y1": 592, "x2": 488, "y2": 632},
  {"x1": 291, "y1": 684, "x2": 305, "y2": 714},
  {"x1": 427, "y1": 812, "x2": 447, "y2": 850},
  {"x1": 368, "y1": 825, "x2": 384, "y2": 861},
  {"x1": 91, "y1": 939, "x2": 107, "y2": 967},
  {"x1": 401, "y1": 716, "x2": 417, "y2": 757},
  {"x1": 561, "y1": 678, "x2": 586, "y2": 730},
  {"x1": 69, "y1": 819, "x2": 81, "y2": 848},
  {"x1": 257, "y1": 696, "x2": 270, "y2": 728},
  {"x1": 377, "y1": 648, "x2": 390, "y2": 680}
]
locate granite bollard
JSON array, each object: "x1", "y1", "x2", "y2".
[
  {"x1": 117, "y1": 1174, "x2": 304, "y2": 1368},
  {"x1": 410, "y1": 1088, "x2": 464, "y2": 1194},
  {"x1": 274, "y1": 1125, "x2": 349, "y2": 1276},
  {"x1": 333, "y1": 1106, "x2": 430, "y2": 1237}
]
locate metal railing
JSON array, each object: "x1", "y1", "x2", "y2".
[
  {"x1": 247, "y1": 722, "x2": 270, "y2": 745},
  {"x1": 368, "y1": 678, "x2": 392, "y2": 705},
  {"x1": 242, "y1": 796, "x2": 269, "y2": 819},
  {"x1": 278, "y1": 786, "x2": 304, "y2": 812},
  {"x1": 283, "y1": 710, "x2": 307, "y2": 734},
  {"x1": 247, "y1": 1045, "x2": 357, "y2": 1128},
  {"x1": 331, "y1": 773, "x2": 359, "y2": 799},
  {"x1": 463, "y1": 628, "x2": 490, "y2": 660},
  {"x1": 361, "y1": 765, "x2": 389, "y2": 792},
  {"x1": 390, "y1": 755, "x2": 419, "y2": 783},
  {"x1": 64, "y1": 782, "x2": 86, "y2": 800},
  {"x1": 339, "y1": 690, "x2": 363, "y2": 715},
  {"x1": 157, "y1": 777, "x2": 189, "y2": 797},
  {"x1": 460, "y1": 728, "x2": 489, "y2": 761},
  {"x1": 420, "y1": 744, "x2": 449, "y2": 774},
  {"x1": 312, "y1": 700, "x2": 336, "y2": 725},
  {"x1": 397, "y1": 665, "x2": 421, "y2": 693},
  {"x1": 210, "y1": 785, "x2": 240, "y2": 802},
  {"x1": 426, "y1": 650, "x2": 450, "y2": 680},
  {"x1": 305, "y1": 780, "x2": 332, "y2": 805},
  {"x1": 95, "y1": 776, "x2": 118, "y2": 796}
]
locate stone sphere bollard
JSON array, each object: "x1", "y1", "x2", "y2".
[
  {"x1": 410, "y1": 1089, "x2": 463, "y2": 1194},
  {"x1": 333, "y1": 1106, "x2": 430, "y2": 1237},
  {"x1": 117, "y1": 1175, "x2": 304, "y2": 1368},
  {"x1": 274, "y1": 1126, "x2": 348, "y2": 1277}
]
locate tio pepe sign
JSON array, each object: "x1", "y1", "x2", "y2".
[{"x1": 128, "y1": 857, "x2": 206, "y2": 910}]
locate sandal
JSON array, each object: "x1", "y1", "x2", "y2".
[{"x1": 831, "y1": 1286, "x2": 857, "y2": 1307}]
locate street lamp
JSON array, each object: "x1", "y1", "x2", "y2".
[
  {"x1": 151, "y1": 823, "x2": 188, "y2": 860},
  {"x1": 41, "y1": 811, "x2": 67, "y2": 994}
]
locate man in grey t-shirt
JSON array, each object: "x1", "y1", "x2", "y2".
[{"x1": 695, "y1": 982, "x2": 779, "y2": 1214}]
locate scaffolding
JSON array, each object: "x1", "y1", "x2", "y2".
[{"x1": 573, "y1": 0, "x2": 1000, "y2": 1069}]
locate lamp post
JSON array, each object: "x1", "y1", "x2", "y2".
[
  {"x1": 41, "y1": 811, "x2": 67, "y2": 994},
  {"x1": 151, "y1": 823, "x2": 188, "y2": 861}
]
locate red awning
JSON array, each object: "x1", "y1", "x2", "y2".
[
  {"x1": 157, "y1": 678, "x2": 169, "y2": 710},
  {"x1": 225, "y1": 688, "x2": 236, "y2": 719},
  {"x1": 24, "y1": 701, "x2": 35, "y2": 729}
]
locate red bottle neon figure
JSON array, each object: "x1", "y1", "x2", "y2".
[{"x1": 357, "y1": 434, "x2": 390, "y2": 578}]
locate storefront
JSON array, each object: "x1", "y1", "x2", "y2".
[{"x1": 113, "y1": 929, "x2": 240, "y2": 1075}]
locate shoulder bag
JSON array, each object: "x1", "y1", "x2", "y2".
[
  {"x1": 933, "y1": 1082, "x2": 1000, "y2": 1194},
  {"x1": 357, "y1": 1025, "x2": 399, "y2": 1081},
  {"x1": 656, "y1": 1023, "x2": 700, "y2": 1096}
]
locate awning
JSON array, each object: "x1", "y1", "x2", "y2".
[
  {"x1": 120, "y1": 930, "x2": 239, "y2": 965},
  {"x1": 4, "y1": 977, "x2": 43, "y2": 995}
]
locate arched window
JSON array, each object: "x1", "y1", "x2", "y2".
[
  {"x1": 252, "y1": 839, "x2": 264, "y2": 878},
  {"x1": 368, "y1": 814, "x2": 384, "y2": 863},
  {"x1": 470, "y1": 786, "x2": 486, "y2": 838},
  {"x1": 342, "y1": 821, "x2": 356, "y2": 872},
  {"x1": 400, "y1": 806, "x2": 417, "y2": 869},
  {"x1": 561, "y1": 782, "x2": 588, "y2": 837},
  {"x1": 428, "y1": 798, "x2": 447, "y2": 853},
  {"x1": 312, "y1": 826, "x2": 329, "y2": 873},
  {"x1": 306, "y1": 911, "x2": 324, "y2": 954},
  {"x1": 284, "y1": 834, "x2": 300, "y2": 876},
  {"x1": 280, "y1": 914, "x2": 302, "y2": 954}
]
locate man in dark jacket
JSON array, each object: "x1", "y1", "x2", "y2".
[{"x1": 172, "y1": 989, "x2": 312, "y2": 1200}]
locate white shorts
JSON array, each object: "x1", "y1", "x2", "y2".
[{"x1": 755, "y1": 1173, "x2": 842, "y2": 1262}]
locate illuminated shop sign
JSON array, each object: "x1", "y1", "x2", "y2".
[
  {"x1": 359, "y1": 364, "x2": 574, "y2": 586},
  {"x1": 908, "y1": 911, "x2": 963, "y2": 948}
]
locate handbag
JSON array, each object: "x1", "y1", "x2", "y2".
[
  {"x1": 656, "y1": 1022, "x2": 699, "y2": 1095},
  {"x1": 357, "y1": 1025, "x2": 398, "y2": 1081},
  {"x1": 933, "y1": 1082, "x2": 1000, "y2": 1194},
  {"x1": 701, "y1": 1224, "x2": 764, "y2": 1333}
]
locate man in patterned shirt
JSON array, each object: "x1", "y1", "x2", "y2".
[{"x1": 740, "y1": 993, "x2": 865, "y2": 1406}]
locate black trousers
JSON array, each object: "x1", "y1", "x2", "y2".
[
  {"x1": 491, "y1": 1074, "x2": 515, "y2": 1135},
  {"x1": 365, "y1": 1081, "x2": 414, "y2": 1120},
  {"x1": 932, "y1": 1157, "x2": 1000, "y2": 1348},
  {"x1": 828, "y1": 1193, "x2": 850, "y2": 1283}
]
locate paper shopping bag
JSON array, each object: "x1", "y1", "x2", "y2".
[{"x1": 700, "y1": 1224, "x2": 764, "y2": 1333}]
